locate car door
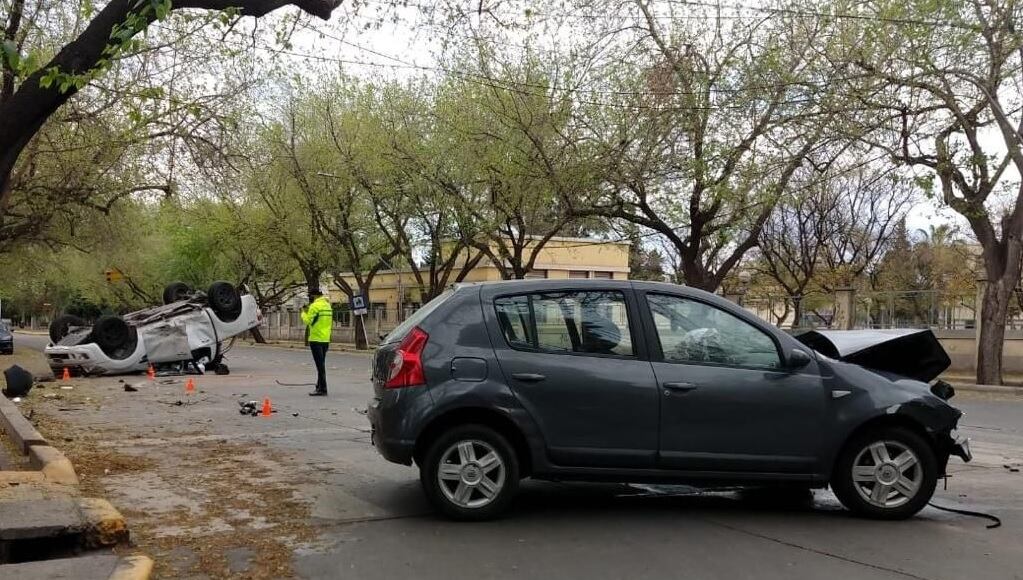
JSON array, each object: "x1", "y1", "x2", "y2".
[
  {"x1": 484, "y1": 286, "x2": 660, "y2": 468},
  {"x1": 638, "y1": 291, "x2": 827, "y2": 475}
]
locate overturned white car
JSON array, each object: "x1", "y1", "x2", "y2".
[{"x1": 45, "y1": 282, "x2": 262, "y2": 376}]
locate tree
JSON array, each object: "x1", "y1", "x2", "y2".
[
  {"x1": 839, "y1": 0, "x2": 1023, "y2": 383},
  {"x1": 628, "y1": 235, "x2": 665, "y2": 281},
  {"x1": 0, "y1": 0, "x2": 343, "y2": 217},
  {"x1": 577, "y1": 0, "x2": 841, "y2": 291}
]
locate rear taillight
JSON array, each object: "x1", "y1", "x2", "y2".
[{"x1": 385, "y1": 326, "x2": 429, "y2": 388}]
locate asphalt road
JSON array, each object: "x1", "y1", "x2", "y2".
[{"x1": 12, "y1": 332, "x2": 1023, "y2": 579}]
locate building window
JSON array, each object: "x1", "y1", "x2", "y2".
[
  {"x1": 569, "y1": 270, "x2": 589, "y2": 279},
  {"x1": 592, "y1": 271, "x2": 613, "y2": 279},
  {"x1": 523, "y1": 269, "x2": 548, "y2": 279}
]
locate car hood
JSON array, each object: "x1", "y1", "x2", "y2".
[{"x1": 794, "y1": 328, "x2": 950, "y2": 383}]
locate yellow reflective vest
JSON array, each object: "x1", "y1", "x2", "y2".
[{"x1": 301, "y1": 296, "x2": 333, "y2": 343}]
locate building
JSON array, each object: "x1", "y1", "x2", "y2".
[{"x1": 329, "y1": 236, "x2": 631, "y2": 322}]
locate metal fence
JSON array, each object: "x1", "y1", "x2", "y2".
[
  {"x1": 854, "y1": 291, "x2": 977, "y2": 330},
  {"x1": 742, "y1": 295, "x2": 837, "y2": 330}
]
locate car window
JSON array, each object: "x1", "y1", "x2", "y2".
[
  {"x1": 494, "y1": 291, "x2": 634, "y2": 357},
  {"x1": 646, "y1": 294, "x2": 781, "y2": 369}
]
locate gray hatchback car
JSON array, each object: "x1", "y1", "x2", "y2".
[{"x1": 368, "y1": 280, "x2": 970, "y2": 520}]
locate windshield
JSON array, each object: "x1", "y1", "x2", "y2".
[{"x1": 381, "y1": 288, "x2": 455, "y2": 345}]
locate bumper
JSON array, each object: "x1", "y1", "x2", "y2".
[
  {"x1": 951, "y1": 436, "x2": 972, "y2": 462},
  {"x1": 367, "y1": 396, "x2": 415, "y2": 465},
  {"x1": 44, "y1": 343, "x2": 147, "y2": 375},
  {"x1": 0, "y1": 341, "x2": 12, "y2": 353}
]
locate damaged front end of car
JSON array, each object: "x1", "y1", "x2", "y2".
[{"x1": 795, "y1": 328, "x2": 973, "y2": 472}]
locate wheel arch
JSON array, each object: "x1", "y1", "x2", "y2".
[
  {"x1": 414, "y1": 407, "x2": 533, "y2": 477},
  {"x1": 829, "y1": 413, "x2": 939, "y2": 481}
]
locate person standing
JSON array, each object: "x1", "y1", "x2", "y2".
[{"x1": 301, "y1": 288, "x2": 333, "y2": 396}]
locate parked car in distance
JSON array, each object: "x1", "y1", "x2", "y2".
[
  {"x1": 0, "y1": 322, "x2": 13, "y2": 354},
  {"x1": 44, "y1": 282, "x2": 262, "y2": 376},
  {"x1": 368, "y1": 280, "x2": 970, "y2": 520}
]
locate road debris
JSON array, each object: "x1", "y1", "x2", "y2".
[{"x1": 124, "y1": 384, "x2": 139, "y2": 392}]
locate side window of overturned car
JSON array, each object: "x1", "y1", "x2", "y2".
[{"x1": 646, "y1": 294, "x2": 781, "y2": 369}]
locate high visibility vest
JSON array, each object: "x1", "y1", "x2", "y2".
[{"x1": 301, "y1": 297, "x2": 333, "y2": 343}]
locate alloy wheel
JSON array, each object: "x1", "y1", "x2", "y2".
[
  {"x1": 436, "y1": 439, "x2": 506, "y2": 509},
  {"x1": 851, "y1": 440, "x2": 923, "y2": 509}
]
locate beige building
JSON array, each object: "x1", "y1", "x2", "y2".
[{"x1": 329, "y1": 236, "x2": 631, "y2": 319}]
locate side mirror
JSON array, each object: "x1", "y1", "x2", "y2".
[{"x1": 787, "y1": 349, "x2": 812, "y2": 369}]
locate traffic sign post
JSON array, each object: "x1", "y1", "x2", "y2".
[{"x1": 351, "y1": 294, "x2": 370, "y2": 348}]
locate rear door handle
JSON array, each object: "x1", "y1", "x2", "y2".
[
  {"x1": 663, "y1": 381, "x2": 698, "y2": 392},
  {"x1": 512, "y1": 373, "x2": 546, "y2": 382}
]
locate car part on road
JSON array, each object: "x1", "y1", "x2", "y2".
[
  {"x1": 3, "y1": 365, "x2": 33, "y2": 398},
  {"x1": 163, "y1": 282, "x2": 192, "y2": 305},
  {"x1": 927, "y1": 501, "x2": 1002, "y2": 528},
  {"x1": 420, "y1": 424, "x2": 520, "y2": 520},
  {"x1": 207, "y1": 281, "x2": 242, "y2": 322},
  {"x1": 831, "y1": 426, "x2": 938, "y2": 520},
  {"x1": 49, "y1": 314, "x2": 86, "y2": 343}
]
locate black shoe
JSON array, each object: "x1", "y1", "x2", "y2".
[{"x1": 309, "y1": 391, "x2": 327, "y2": 397}]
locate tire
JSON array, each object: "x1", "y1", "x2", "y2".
[
  {"x1": 420, "y1": 424, "x2": 520, "y2": 521},
  {"x1": 831, "y1": 426, "x2": 938, "y2": 520},
  {"x1": 49, "y1": 314, "x2": 86, "y2": 343},
  {"x1": 163, "y1": 282, "x2": 192, "y2": 305},
  {"x1": 207, "y1": 281, "x2": 242, "y2": 322},
  {"x1": 92, "y1": 315, "x2": 132, "y2": 353}
]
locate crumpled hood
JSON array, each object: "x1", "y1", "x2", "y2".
[{"x1": 794, "y1": 329, "x2": 951, "y2": 383}]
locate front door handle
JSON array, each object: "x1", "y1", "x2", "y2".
[
  {"x1": 663, "y1": 381, "x2": 698, "y2": 392},
  {"x1": 512, "y1": 373, "x2": 546, "y2": 382}
]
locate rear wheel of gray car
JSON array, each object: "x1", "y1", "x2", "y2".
[
  {"x1": 420, "y1": 424, "x2": 519, "y2": 521},
  {"x1": 831, "y1": 426, "x2": 937, "y2": 520}
]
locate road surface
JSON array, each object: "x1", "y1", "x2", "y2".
[{"x1": 12, "y1": 332, "x2": 1023, "y2": 579}]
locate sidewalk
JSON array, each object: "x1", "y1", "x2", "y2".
[{"x1": 0, "y1": 352, "x2": 151, "y2": 578}]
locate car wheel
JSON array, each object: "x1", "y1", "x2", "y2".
[
  {"x1": 92, "y1": 315, "x2": 132, "y2": 354},
  {"x1": 163, "y1": 282, "x2": 192, "y2": 305},
  {"x1": 49, "y1": 314, "x2": 86, "y2": 343},
  {"x1": 420, "y1": 424, "x2": 519, "y2": 521},
  {"x1": 831, "y1": 426, "x2": 937, "y2": 520},
  {"x1": 207, "y1": 281, "x2": 242, "y2": 322}
]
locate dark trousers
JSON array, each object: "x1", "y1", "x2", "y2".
[{"x1": 310, "y1": 341, "x2": 329, "y2": 393}]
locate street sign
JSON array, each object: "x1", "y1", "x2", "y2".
[
  {"x1": 351, "y1": 294, "x2": 368, "y2": 316},
  {"x1": 104, "y1": 269, "x2": 124, "y2": 283}
]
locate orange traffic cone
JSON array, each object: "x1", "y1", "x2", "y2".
[
  {"x1": 185, "y1": 378, "x2": 195, "y2": 394},
  {"x1": 147, "y1": 365, "x2": 155, "y2": 381},
  {"x1": 61, "y1": 367, "x2": 71, "y2": 381},
  {"x1": 261, "y1": 397, "x2": 272, "y2": 417}
]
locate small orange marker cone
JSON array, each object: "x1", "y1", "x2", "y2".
[
  {"x1": 61, "y1": 367, "x2": 71, "y2": 381},
  {"x1": 147, "y1": 365, "x2": 155, "y2": 381},
  {"x1": 261, "y1": 397, "x2": 272, "y2": 417},
  {"x1": 185, "y1": 378, "x2": 195, "y2": 394}
]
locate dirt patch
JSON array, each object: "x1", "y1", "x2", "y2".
[{"x1": 22, "y1": 403, "x2": 319, "y2": 578}]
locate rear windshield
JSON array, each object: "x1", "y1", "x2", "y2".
[{"x1": 381, "y1": 288, "x2": 455, "y2": 345}]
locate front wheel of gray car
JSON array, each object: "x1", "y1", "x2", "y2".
[
  {"x1": 831, "y1": 426, "x2": 938, "y2": 520},
  {"x1": 420, "y1": 424, "x2": 520, "y2": 521}
]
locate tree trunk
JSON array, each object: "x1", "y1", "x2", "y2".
[
  {"x1": 977, "y1": 278, "x2": 1013, "y2": 385},
  {"x1": 792, "y1": 295, "x2": 803, "y2": 329}
]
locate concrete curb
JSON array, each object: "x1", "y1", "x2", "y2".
[
  {"x1": 109, "y1": 556, "x2": 154, "y2": 580},
  {"x1": 78, "y1": 498, "x2": 129, "y2": 548},
  {"x1": 0, "y1": 394, "x2": 79, "y2": 485},
  {"x1": 0, "y1": 395, "x2": 46, "y2": 453},
  {"x1": 950, "y1": 382, "x2": 1023, "y2": 394},
  {"x1": 28, "y1": 445, "x2": 79, "y2": 485}
]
